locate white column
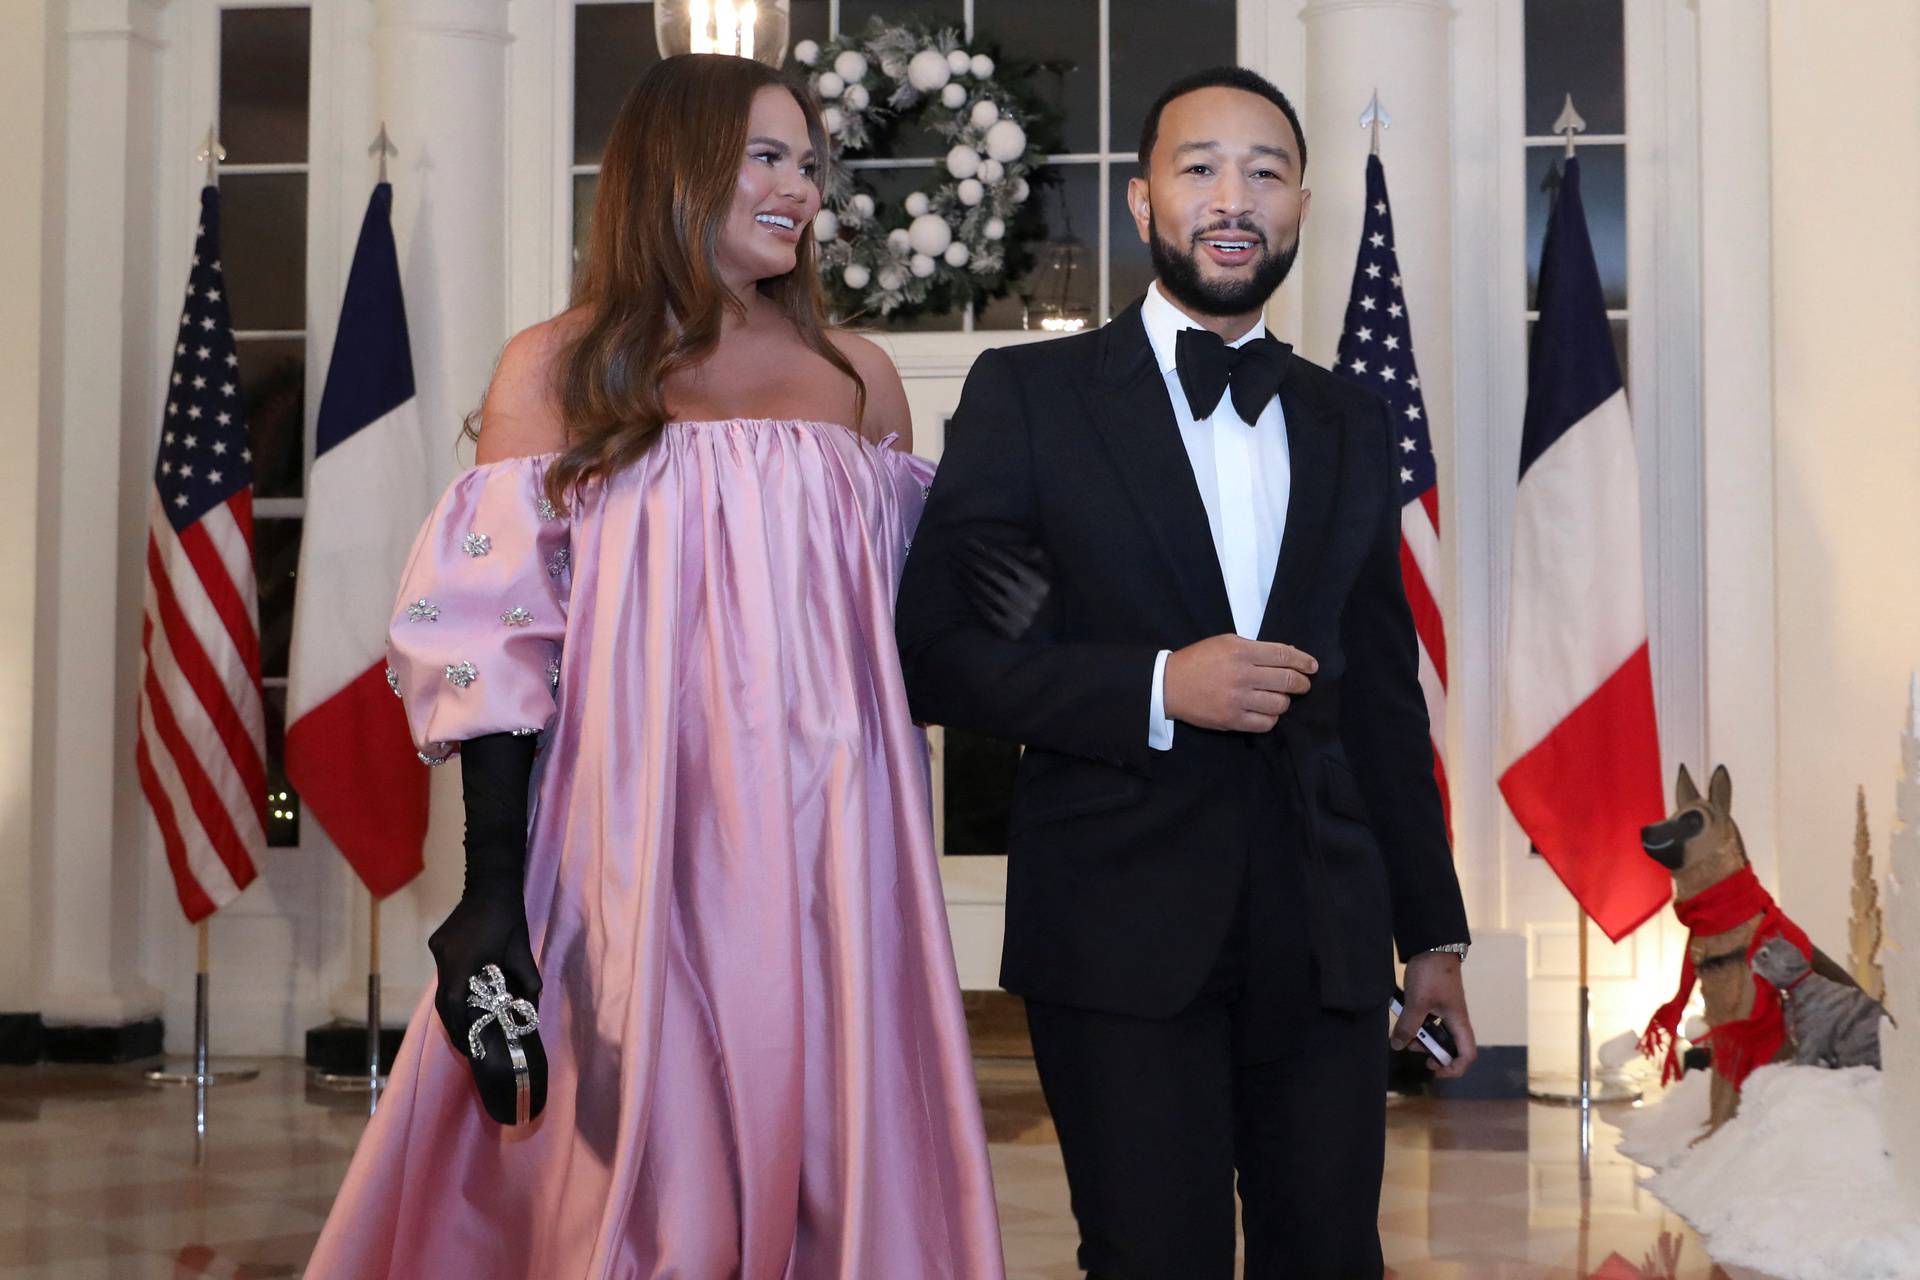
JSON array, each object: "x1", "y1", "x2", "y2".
[
  {"x1": 36, "y1": 0, "x2": 170, "y2": 1029},
  {"x1": 0, "y1": 0, "x2": 52, "y2": 1016},
  {"x1": 1694, "y1": 0, "x2": 1776, "y2": 890},
  {"x1": 325, "y1": 0, "x2": 516, "y2": 1020}
]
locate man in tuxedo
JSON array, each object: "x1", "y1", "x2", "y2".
[{"x1": 896, "y1": 67, "x2": 1476, "y2": 1279}]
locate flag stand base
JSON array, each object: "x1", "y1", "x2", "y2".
[{"x1": 143, "y1": 950, "x2": 259, "y2": 1087}]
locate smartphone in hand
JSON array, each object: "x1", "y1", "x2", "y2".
[{"x1": 1390, "y1": 986, "x2": 1457, "y2": 1068}]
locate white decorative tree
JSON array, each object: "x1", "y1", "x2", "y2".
[{"x1": 1885, "y1": 673, "x2": 1920, "y2": 1204}]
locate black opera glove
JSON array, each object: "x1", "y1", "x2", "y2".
[
  {"x1": 426, "y1": 731, "x2": 549, "y2": 1126},
  {"x1": 958, "y1": 535, "x2": 1053, "y2": 641}
]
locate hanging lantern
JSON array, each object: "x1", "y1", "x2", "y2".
[
  {"x1": 655, "y1": 0, "x2": 791, "y2": 67},
  {"x1": 1022, "y1": 240, "x2": 1091, "y2": 334}
]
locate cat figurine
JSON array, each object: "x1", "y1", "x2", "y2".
[{"x1": 1750, "y1": 935, "x2": 1886, "y2": 1070}]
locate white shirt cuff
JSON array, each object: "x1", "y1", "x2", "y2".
[{"x1": 1148, "y1": 649, "x2": 1174, "y2": 751}]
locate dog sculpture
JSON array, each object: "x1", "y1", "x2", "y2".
[
  {"x1": 1638, "y1": 765, "x2": 1857, "y2": 1132},
  {"x1": 1751, "y1": 935, "x2": 1886, "y2": 1070}
]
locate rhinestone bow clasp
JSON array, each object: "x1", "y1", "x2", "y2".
[{"x1": 465, "y1": 963, "x2": 540, "y2": 1061}]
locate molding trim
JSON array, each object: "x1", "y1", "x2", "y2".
[
  {"x1": 1300, "y1": 0, "x2": 1457, "y2": 20},
  {"x1": 0, "y1": 1014, "x2": 47, "y2": 1065},
  {"x1": 43, "y1": 1017, "x2": 164, "y2": 1064}
]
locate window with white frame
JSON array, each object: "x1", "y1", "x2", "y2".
[
  {"x1": 217, "y1": 5, "x2": 313, "y2": 848},
  {"x1": 570, "y1": 0, "x2": 1236, "y2": 333}
]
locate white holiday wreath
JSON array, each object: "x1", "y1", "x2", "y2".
[{"x1": 794, "y1": 21, "x2": 1047, "y2": 321}]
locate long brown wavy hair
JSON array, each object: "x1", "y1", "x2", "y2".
[{"x1": 542, "y1": 54, "x2": 862, "y2": 502}]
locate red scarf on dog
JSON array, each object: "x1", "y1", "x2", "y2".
[{"x1": 1638, "y1": 864, "x2": 1812, "y2": 1088}]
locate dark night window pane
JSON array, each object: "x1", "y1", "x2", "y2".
[
  {"x1": 221, "y1": 173, "x2": 307, "y2": 332},
  {"x1": 220, "y1": 8, "x2": 311, "y2": 164},
  {"x1": 236, "y1": 339, "x2": 305, "y2": 499},
  {"x1": 573, "y1": 172, "x2": 598, "y2": 277},
  {"x1": 1524, "y1": 0, "x2": 1624, "y2": 136},
  {"x1": 839, "y1": 1, "x2": 964, "y2": 36},
  {"x1": 575, "y1": 3, "x2": 662, "y2": 165},
  {"x1": 255, "y1": 518, "x2": 302, "y2": 681},
  {"x1": 943, "y1": 728, "x2": 1019, "y2": 855},
  {"x1": 973, "y1": 0, "x2": 1099, "y2": 154},
  {"x1": 1108, "y1": 161, "x2": 1151, "y2": 319},
  {"x1": 1112, "y1": 0, "x2": 1237, "y2": 167},
  {"x1": 790, "y1": 0, "x2": 831, "y2": 46},
  {"x1": 264, "y1": 685, "x2": 301, "y2": 848},
  {"x1": 977, "y1": 161, "x2": 1097, "y2": 331},
  {"x1": 1525, "y1": 145, "x2": 1626, "y2": 311}
]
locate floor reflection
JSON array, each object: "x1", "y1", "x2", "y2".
[{"x1": 0, "y1": 1059, "x2": 1782, "y2": 1279}]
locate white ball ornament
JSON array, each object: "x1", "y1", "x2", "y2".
[
  {"x1": 1010, "y1": 177, "x2": 1030, "y2": 204},
  {"x1": 956, "y1": 177, "x2": 985, "y2": 206},
  {"x1": 970, "y1": 53, "x2": 995, "y2": 79},
  {"x1": 842, "y1": 263, "x2": 871, "y2": 289},
  {"x1": 947, "y1": 49, "x2": 973, "y2": 75},
  {"x1": 843, "y1": 84, "x2": 870, "y2": 111},
  {"x1": 983, "y1": 119, "x2": 1028, "y2": 164},
  {"x1": 832, "y1": 50, "x2": 869, "y2": 82},
  {"x1": 944, "y1": 144, "x2": 981, "y2": 180},
  {"x1": 944, "y1": 242, "x2": 970, "y2": 267},
  {"x1": 850, "y1": 193, "x2": 875, "y2": 218},
  {"x1": 907, "y1": 212, "x2": 953, "y2": 257},
  {"x1": 904, "y1": 191, "x2": 931, "y2": 218},
  {"x1": 887, "y1": 228, "x2": 913, "y2": 256},
  {"x1": 815, "y1": 71, "x2": 845, "y2": 99},
  {"x1": 941, "y1": 83, "x2": 968, "y2": 109},
  {"x1": 969, "y1": 99, "x2": 1001, "y2": 129},
  {"x1": 984, "y1": 216, "x2": 1006, "y2": 241},
  {"x1": 978, "y1": 158, "x2": 1005, "y2": 184},
  {"x1": 793, "y1": 39, "x2": 821, "y2": 66},
  {"x1": 910, "y1": 252, "x2": 937, "y2": 278},
  {"x1": 907, "y1": 48, "x2": 952, "y2": 93},
  {"x1": 812, "y1": 209, "x2": 839, "y2": 241},
  {"x1": 822, "y1": 106, "x2": 846, "y2": 134},
  {"x1": 877, "y1": 265, "x2": 906, "y2": 291}
]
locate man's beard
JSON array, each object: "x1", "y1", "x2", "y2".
[{"x1": 1149, "y1": 212, "x2": 1298, "y2": 317}]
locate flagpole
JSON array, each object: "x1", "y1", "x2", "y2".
[
  {"x1": 143, "y1": 124, "x2": 259, "y2": 1105},
  {"x1": 145, "y1": 919, "x2": 261, "y2": 1089}
]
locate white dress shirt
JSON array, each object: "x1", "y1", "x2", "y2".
[{"x1": 1139, "y1": 282, "x2": 1292, "y2": 750}]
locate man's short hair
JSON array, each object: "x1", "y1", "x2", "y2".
[{"x1": 1136, "y1": 66, "x2": 1308, "y2": 178}]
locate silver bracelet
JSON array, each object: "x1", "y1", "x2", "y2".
[{"x1": 1420, "y1": 942, "x2": 1470, "y2": 960}]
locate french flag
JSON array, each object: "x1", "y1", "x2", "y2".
[
  {"x1": 1497, "y1": 157, "x2": 1670, "y2": 943},
  {"x1": 285, "y1": 183, "x2": 431, "y2": 897}
]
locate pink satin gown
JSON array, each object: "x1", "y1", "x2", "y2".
[{"x1": 306, "y1": 418, "x2": 1005, "y2": 1279}]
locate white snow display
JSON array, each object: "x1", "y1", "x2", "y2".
[
  {"x1": 1611, "y1": 1065, "x2": 1920, "y2": 1279},
  {"x1": 1884, "y1": 673, "x2": 1920, "y2": 1204}
]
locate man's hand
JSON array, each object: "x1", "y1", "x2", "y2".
[
  {"x1": 1163, "y1": 635, "x2": 1317, "y2": 733},
  {"x1": 1393, "y1": 952, "x2": 1478, "y2": 1079}
]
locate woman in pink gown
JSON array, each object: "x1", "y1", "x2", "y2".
[{"x1": 307, "y1": 54, "x2": 1004, "y2": 1279}]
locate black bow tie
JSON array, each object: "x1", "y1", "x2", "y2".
[{"x1": 1174, "y1": 327, "x2": 1292, "y2": 423}]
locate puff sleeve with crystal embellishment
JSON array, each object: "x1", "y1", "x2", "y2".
[{"x1": 385, "y1": 454, "x2": 571, "y2": 764}]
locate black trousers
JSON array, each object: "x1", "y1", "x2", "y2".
[
  {"x1": 1026, "y1": 984, "x2": 1388, "y2": 1280},
  {"x1": 1024, "y1": 797, "x2": 1390, "y2": 1280}
]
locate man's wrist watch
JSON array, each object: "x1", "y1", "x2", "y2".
[{"x1": 1418, "y1": 942, "x2": 1470, "y2": 961}]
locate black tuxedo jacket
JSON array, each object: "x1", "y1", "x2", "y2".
[{"x1": 895, "y1": 300, "x2": 1468, "y2": 1016}]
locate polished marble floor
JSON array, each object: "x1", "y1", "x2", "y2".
[{"x1": 0, "y1": 1056, "x2": 1782, "y2": 1279}]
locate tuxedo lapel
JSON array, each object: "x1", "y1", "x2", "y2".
[
  {"x1": 1258, "y1": 360, "x2": 1344, "y2": 643},
  {"x1": 1087, "y1": 304, "x2": 1236, "y2": 636}
]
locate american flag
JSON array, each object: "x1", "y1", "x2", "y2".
[
  {"x1": 1332, "y1": 154, "x2": 1451, "y2": 833},
  {"x1": 136, "y1": 185, "x2": 267, "y2": 922}
]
